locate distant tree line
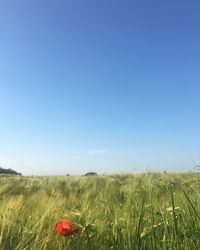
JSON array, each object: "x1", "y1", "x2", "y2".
[
  {"x1": 84, "y1": 172, "x2": 98, "y2": 176},
  {"x1": 0, "y1": 167, "x2": 22, "y2": 176}
]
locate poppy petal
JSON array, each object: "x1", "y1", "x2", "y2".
[
  {"x1": 62, "y1": 220, "x2": 71, "y2": 229},
  {"x1": 55, "y1": 222, "x2": 63, "y2": 235}
]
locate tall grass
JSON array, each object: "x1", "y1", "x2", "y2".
[{"x1": 0, "y1": 173, "x2": 200, "y2": 249}]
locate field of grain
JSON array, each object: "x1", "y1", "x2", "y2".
[{"x1": 0, "y1": 173, "x2": 200, "y2": 249}]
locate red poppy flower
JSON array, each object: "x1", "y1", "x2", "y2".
[{"x1": 55, "y1": 220, "x2": 79, "y2": 237}]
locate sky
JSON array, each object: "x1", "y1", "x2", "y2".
[{"x1": 0, "y1": 0, "x2": 200, "y2": 175}]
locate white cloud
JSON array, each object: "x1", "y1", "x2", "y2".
[{"x1": 88, "y1": 150, "x2": 108, "y2": 156}]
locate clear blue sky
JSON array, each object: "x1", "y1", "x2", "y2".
[{"x1": 0, "y1": 0, "x2": 200, "y2": 175}]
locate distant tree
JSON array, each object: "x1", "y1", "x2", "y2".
[
  {"x1": 0, "y1": 167, "x2": 22, "y2": 176},
  {"x1": 84, "y1": 172, "x2": 98, "y2": 176}
]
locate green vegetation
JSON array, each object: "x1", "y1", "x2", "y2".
[
  {"x1": 0, "y1": 167, "x2": 22, "y2": 176},
  {"x1": 0, "y1": 173, "x2": 200, "y2": 249},
  {"x1": 84, "y1": 172, "x2": 98, "y2": 176}
]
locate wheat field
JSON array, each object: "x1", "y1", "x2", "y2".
[{"x1": 0, "y1": 173, "x2": 200, "y2": 249}]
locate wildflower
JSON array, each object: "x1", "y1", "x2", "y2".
[
  {"x1": 55, "y1": 219, "x2": 79, "y2": 237},
  {"x1": 166, "y1": 206, "x2": 180, "y2": 212}
]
